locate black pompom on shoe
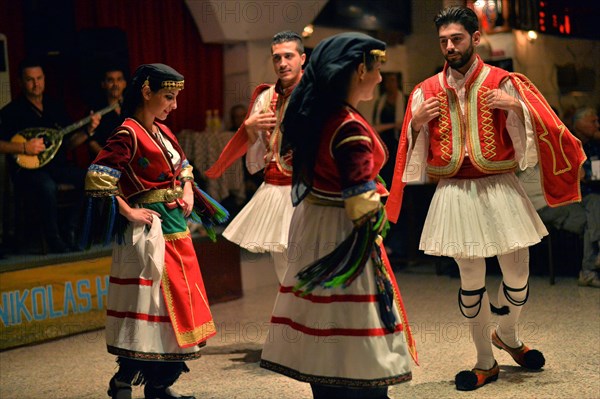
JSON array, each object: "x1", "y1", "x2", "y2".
[
  {"x1": 521, "y1": 349, "x2": 546, "y2": 370},
  {"x1": 455, "y1": 362, "x2": 500, "y2": 391},
  {"x1": 492, "y1": 330, "x2": 545, "y2": 370}
]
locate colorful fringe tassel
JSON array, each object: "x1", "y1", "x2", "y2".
[
  {"x1": 79, "y1": 195, "x2": 120, "y2": 249},
  {"x1": 188, "y1": 183, "x2": 230, "y2": 242},
  {"x1": 294, "y1": 208, "x2": 389, "y2": 293},
  {"x1": 293, "y1": 207, "x2": 396, "y2": 330}
]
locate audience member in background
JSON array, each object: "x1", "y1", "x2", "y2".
[
  {"x1": 229, "y1": 103, "x2": 246, "y2": 132},
  {"x1": 520, "y1": 106, "x2": 600, "y2": 288},
  {"x1": 88, "y1": 64, "x2": 128, "y2": 156},
  {"x1": 0, "y1": 57, "x2": 100, "y2": 253},
  {"x1": 205, "y1": 31, "x2": 305, "y2": 283},
  {"x1": 372, "y1": 71, "x2": 407, "y2": 261},
  {"x1": 571, "y1": 107, "x2": 600, "y2": 285},
  {"x1": 372, "y1": 72, "x2": 405, "y2": 186}
]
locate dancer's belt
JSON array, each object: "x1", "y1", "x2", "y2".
[
  {"x1": 305, "y1": 192, "x2": 344, "y2": 208},
  {"x1": 264, "y1": 162, "x2": 292, "y2": 186},
  {"x1": 131, "y1": 187, "x2": 183, "y2": 204}
]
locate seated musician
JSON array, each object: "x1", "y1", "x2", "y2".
[{"x1": 0, "y1": 57, "x2": 100, "y2": 253}]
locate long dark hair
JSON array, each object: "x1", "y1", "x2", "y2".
[{"x1": 281, "y1": 33, "x2": 385, "y2": 205}]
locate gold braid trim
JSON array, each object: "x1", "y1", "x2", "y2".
[
  {"x1": 335, "y1": 135, "x2": 373, "y2": 149},
  {"x1": 164, "y1": 229, "x2": 190, "y2": 241},
  {"x1": 478, "y1": 88, "x2": 497, "y2": 158},
  {"x1": 466, "y1": 66, "x2": 517, "y2": 172},
  {"x1": 437, "y1": 91, "x2": 452, "y2": 162},
  {"x1": 426, "y1": 74, "x2": 463, "y2": 177}
]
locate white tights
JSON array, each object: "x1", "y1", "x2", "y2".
[{"x1": 455, "y1": 248, "x2": 529, "y2": 370}]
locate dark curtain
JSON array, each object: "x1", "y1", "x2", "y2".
[
  {"x1": 0, "y1": 0, "x2": 223, "y2": 134},
  {"x1": 0, "y1": 0, "x2": 26, "y2": 103},
  {"x1": 74, "y1": 0, "x2": 223, "y2": 133}
]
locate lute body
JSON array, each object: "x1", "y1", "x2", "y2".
[{"x1": 11, "y1": 102, "x2": 119, "y2": 169}]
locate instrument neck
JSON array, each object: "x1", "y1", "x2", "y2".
[{"x1": 59, "y1": 102, "x2": 119, "y2": 137}]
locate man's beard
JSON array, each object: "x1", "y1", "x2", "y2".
[{"x1": 445, "y1": 42, "x2": 474, "y2": 70}]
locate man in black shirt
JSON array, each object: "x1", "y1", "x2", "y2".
[{"x1": 0, "y1": 57, "x2": 100, "y2": 253}]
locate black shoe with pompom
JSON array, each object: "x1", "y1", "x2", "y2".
[{"x1": 455, "y1": 361, "x2": 499, "y2": 391}]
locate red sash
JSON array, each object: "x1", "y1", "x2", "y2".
[
  {"x1": 379, "y1": 241, "x2": 418, "y2": 365},
  {"x1": 264, "y1": 161, "x2": 292, "y2": 185}
]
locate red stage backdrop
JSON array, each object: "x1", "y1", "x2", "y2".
[{"x1": 0, "y1": 0, "x2": 223, "y2": 135}]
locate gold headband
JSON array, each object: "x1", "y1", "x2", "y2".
[
  {"x1": 143, "y1": 77, "x2": 184, "y2": 90},
  {"x1": 161, "y1": 80, "x2": 184, "y2": 90},
  {"x1": 370, "y1": 49, "x2": 386, "y2": 63}
]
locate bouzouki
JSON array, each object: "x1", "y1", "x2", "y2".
[{"x1": 11, "y1": 102, "x2": 119, "y2": 169}]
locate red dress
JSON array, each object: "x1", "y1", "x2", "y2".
[{"x1": 85, "y1": 118, "x2": 216, "y2": 360}]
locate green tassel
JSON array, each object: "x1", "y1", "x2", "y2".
[
  {"x1": 293, "y1": 207, "x2": 389, "y2": 295},
  {"x1": 189, "y1": 183, "x2": 229, "y2": 241},
  {"x1": 294, "y1": 220, "x2": 375, "y2": 294}
]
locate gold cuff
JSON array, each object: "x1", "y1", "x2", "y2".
[
  {"x1": 85, "y1": 171, "x2": 119, "y2": 191},
  {"x1": 179, "y1": 165, "x2": 194, "y2": 181}
]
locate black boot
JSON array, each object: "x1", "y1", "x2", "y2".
[
  {"x1": 144, "y1": 385, "x2": 195, "y2": 399},
  {"x1": 107, "y1": 377, "x2": 132, "y2": 399}
]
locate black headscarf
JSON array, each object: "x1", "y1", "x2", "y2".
[
  {"x1": 121, "y1": 63, "x2": 184, "y2": 118},
  {"x1": 281, "y1": 32, "x2": 386, "y2": 205}
]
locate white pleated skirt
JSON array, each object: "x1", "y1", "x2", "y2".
[
  {"x1": 222, "y1": 182, "x2": 294, "y2": 253},
  {"x1": 106, "y1": 221, "x2": 202, "y2": 360},
  {"x1": 260, "y1": 201, "x2": 412, "y2": 387},
  {"x1": 420, "y1": 173, "x2": 548, "y2": 259}
]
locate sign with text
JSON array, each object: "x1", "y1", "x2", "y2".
[{"x1": 0, "y1": 257, "x2": 111, "y2": 350}]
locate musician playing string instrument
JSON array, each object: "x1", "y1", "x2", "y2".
[{"x1": 0, "y1": 57, "x2": 101, "y2": 253}]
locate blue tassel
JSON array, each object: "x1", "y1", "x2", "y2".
[
  {"x1": 373, "y1": 246, "x2": 397, "y2": 333},
  {"x1": 79, "y1": 197, "x2": 94, "y2": 249},
  {"x1": 104, "y1": 196, "x2": 117, "y2": 246}
]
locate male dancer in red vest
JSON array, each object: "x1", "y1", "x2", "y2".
[
  {"x1": 206, "y1": 31, "x2": 305, "y2": 283},
  {"x1": 386, "y1": 6, "x2": 586, "y2": 391}
]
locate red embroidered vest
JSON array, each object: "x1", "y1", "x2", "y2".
[
  {"x1": 421, "y1": 62, "x2": 517, "y2": 178},
  {"x1": 117, "y1": 118, "x2": 184, "y2": 199},
  {"x1": 312, "y1": 106, "x2": 387, "y2": 199}
]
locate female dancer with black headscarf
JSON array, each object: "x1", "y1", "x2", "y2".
[{"x1": 260, "y1": 33, "x2": 417, "y2": 399}]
